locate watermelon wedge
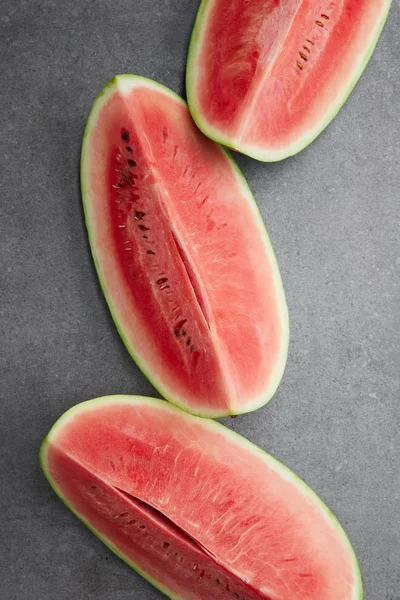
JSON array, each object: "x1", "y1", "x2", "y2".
[
  {"x1": 40, "y1": 395, "x2": 362, "y2": 600},
  {"x1": 81, "y1": 76, "x2": 288, "y2": 417},
  {"x1": 186, "y1": 0, "x2": 392, "y2": 161}
]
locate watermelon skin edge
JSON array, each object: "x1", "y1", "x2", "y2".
[
  {"x1": 80, "y1": 75, "x2": 289, "y2": 418},
  {"x1": 186, "y1": 0, "x2": 393, "y2": 162},
  {"x1": 40, "y1": 395, "x2": 363, "y2": 600}
]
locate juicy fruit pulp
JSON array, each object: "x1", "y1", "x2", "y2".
[
  {"x1": 41, "y1": 396, "x2": 363, "y2": 600},
  {"x1": 187, "y1": 0, "x2": 392, "y2": 161},
  {"x1": 81, "y1": 75, "x2": 288, "y2": 417}
]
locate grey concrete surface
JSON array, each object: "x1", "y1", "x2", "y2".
[{"x1": 0, "y1": 1, "x2": 399, "y2": 598}]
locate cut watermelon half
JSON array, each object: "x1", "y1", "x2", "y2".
[
  {"x1": 186, "y1": 0, "x2": 392, "y2": 161},
  {"x1": 40, "y1": 395, "x2": 363, "y2": 600},
  {"x1": 81, "y1": 75, "x2": 288, "y2": 417}
]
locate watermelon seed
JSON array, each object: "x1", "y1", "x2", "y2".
[
  {"x1": 216, "y1": 578, "x2": 220, "y2": 584},
  {"x1": 321, "y1": 13, "x2": 330, "y2": 19},
  {"x1": 128, "y1": 159, "x2": 136, "y2": 166},
  {"x1": 126, "y1": 146, "x2": 133, "y2": 153},
  {"x1": 140, "y1": 525, "x2": 145, "y2": 530},
  {"x1": 113, "y1": 515, "x2": 120, "y2": 519},
  {"x1": 306, "y1": 38, "x2": 314, "y2": 45},
  {"x1": 235, "y1": 594, "x2": 240, "y2": 598},
  {"x1": 316, "y1": 20, "x2": 324, "y2": 26},
  {"x1": 135, "y1": 211, "x2": 146, "y2": 220},
  {"x1": 163, "y1": 542, "x2": 170, "y2": 549},
  {"x1": 122, "y1": 131, "x2": 129, "y2": 141},
  {"x1": 183, "y1": 166, "x2": 188, "y2": 175},
  {"x1": 299, "y1": 52, "x2": 308, "y2": 61},
  {"x1": 182, "y1": 329, "x2": 187, "y2": 336},
  {"x1": 173, "y1": 145, "x2": 178, "y2": 159},
  {"x1": 139, "y1": 225, "x2": 150, "y2": 231},
  {"x1": 199, "y1": 569, "x2": 205, "y2": 579},
  {"x1": 193, "y1": 564, "x2": 198, "y2": 570},
  {"x1": 303, "y1": 46, "x2": 310, "y2": 53},
  {"x1": 90, "y1": 485, "x2": 97, "y2": 489},
  {"x1": 128, "y1": 519, "x2": 136, "y2": 525},
  {"x1": 157, "y1": 277, "x2": 168, "y2": 285},
  {"x1": 146, "y1": 249, "x2": 155, "y2": 255},
  {"x1": 186, "y1": 337, "x2": 191, "y2": 346},
  {"x1": 199, "y1": 195, "x2": 209, "y2": 207},
  {"x1": 174, "y1": 319, "x2": 187, "y2": 337}
]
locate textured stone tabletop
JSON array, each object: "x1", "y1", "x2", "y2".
[{"x1": 0, "y1": 1, "x2": 399, "y2": 598}]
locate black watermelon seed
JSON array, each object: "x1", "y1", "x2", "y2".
[
  {"x1": 126, "y1": 146, "x2": 133, "y2": 153},
  {"x1": 122, "y1": 131, "x2": 129, "y2": 141},
  {"x1": 138, "y1": 224, "x2": 150, "y2": 231},
  {"x1": 146, "y1": 250, "x2": 155, "y2": 255},
  {"x1": 157, "y1": 277, "x2": 168, "y2": 285},
  {"x1": 128, "y1": 159, "x2": 136, "y2": 166},
  {"x1": 163, "y1": 542, "x2": 170, "y2": 549},
  {"x1": 135, "y1": 211, "x2": 146, "y2": 220},
  {"x1": 186, "y1": 337, "x2": 191, "y2": 346},
  {"x1": 174, "y1": 319, "x2": 187, "y2": 337}
]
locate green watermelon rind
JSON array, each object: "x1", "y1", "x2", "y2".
[
  {"x1": 40, "y1": 394, "x2": 363, "y2": 600},
  {"x1": 186, "y1": 0, "x2": 393, "y2": 162},
  {"x1": 80, "y1": 75, "x2": 289, "y2": 418}
]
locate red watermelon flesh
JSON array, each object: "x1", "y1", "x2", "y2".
[
  {"x1": 40, "y1": 396, "x2": 362, "y2": 600},
  {"x1": 81, "y1": 76, "x2": 288, "y2": 417},
  {"x1": 186, "y1": 0, "x2": 392, "y2": 161}
]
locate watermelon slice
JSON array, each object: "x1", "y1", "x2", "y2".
[
  {"x1": 81, "y1": 76, "x2": 288, "y2": 417},
  {"x1": 186, "y1": 0, "x2": 392, "y2": 161},
  {"x1": 40, "y1": 395, "x2": 362, "y2": 600}
]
